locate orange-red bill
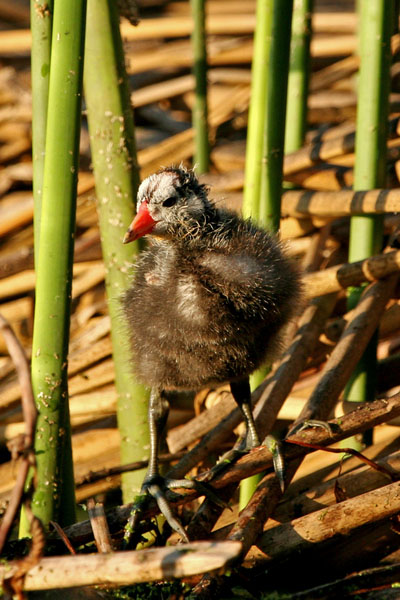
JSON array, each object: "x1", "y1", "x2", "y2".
[{"x1": 123, "y1": 201, "x2": 156, "y2": 243}]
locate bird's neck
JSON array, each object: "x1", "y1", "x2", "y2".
[{"x1": 169, "y1": 207, "x2": 223, "y2": 248}]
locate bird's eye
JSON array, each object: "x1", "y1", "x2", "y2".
[{"x1": 162, "y1": 196, "x2": 177, "y2": 208}]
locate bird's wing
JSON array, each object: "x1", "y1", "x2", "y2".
[{"x1": 197, "y1": 251, "x2": 269, "y2": 312}]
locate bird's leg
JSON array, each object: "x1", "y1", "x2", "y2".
[
  {"x1": 203, "y1": 378, "x2": 260, "y2": 483},
  {"x1": 125, "y1": 388, "x2": 225, "y2": 544},
  {"x1": 145, "y1": 387, "x2": 170, "y2": 483},
  {"x1": 230, "y1": 378, "x2": 260, "y2": 450},
  {"x1": 228, "y1": 379, "x2": 289, "y2": 490},
  {"x1": 231, "y1": 379, "x2": 287, "y2": 491},
  {"x1": 126, "y1": 388, "x2": 189, "y2": 542},
  {"x1": 204, "y1": 378, "x2": 285, "y2": 491}
]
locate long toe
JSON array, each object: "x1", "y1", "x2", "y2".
[
  {"x1": 146, "y1": 481, "x2": 189, "y2": 542},
  {"x1": 126, "y1": 475, "x2": 192, "y2": 543},
  {"x1": 201, "y1": 442, "x2": 253, "y2": 484},
  {"x1": 165, "y1": 477, "x2": 228, "y2": 510}
]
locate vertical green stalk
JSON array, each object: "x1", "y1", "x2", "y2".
[
  {"x1": 29, "y1": 0, "x2": 87, "y2": 530},
  {"x1": 284, "y1": 0, "x2": 313, "y2": 154},
  {"x1": 191, "y1": 0, "x2": 209, "y2": 173},
  {"x1": 84, "y1": 0, "x2": 150, "y2": 502},
  {"x1": 249, "y1": 0, "x2": 293, "y2": 392},
  {"x1": 240, "y1": 0, "x2": 293, "y2": 510},
  {"x1": 259, "y1": 0, "x2": 293, "y2": 232},
  {"x1": 242, "y1": 0, "x2": 274, "y2": 221},
  {"x1": 21, "y1": 0, "x2": 54, "y2": 537},
  {"x1": 344, "y1": 1, "x2": 394, "y2": 442},
  {"x1": 30, "y1": 0, "x2": 53, "y2": 268}
]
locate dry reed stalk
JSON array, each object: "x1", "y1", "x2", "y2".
[
  {"x1": 0, "y1": 541, "x2": 242, "y2": 590},
  {"x1": 87, "y1": 499, "x2": 113, "y2": 553},
  {"x1": 309, "y1": 55, "x2": 359, "y2": 92},
  {"x1": 255, "y1": 480, "x2": 400, "y2": 560},
  {"x1": 284, "y1": 165, "x2": 354, "y2": 190},
  {"x1": 304, "y1": 251, "x2": 400, "y2": 298},
  {"x1": 269, "y1": 447, "x2": 400, "y2": 525},
  {"x1": 323, "y1": 299, "x2": 400, "y2": 345},
  {"x1": 281, "y1": 188, "x2": 400, "y2": 218}
]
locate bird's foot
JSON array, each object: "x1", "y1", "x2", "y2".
[
  {"x1": 200, "y1": 433, "x2": 288, "y2": 494},
  {"x1": 201, "y1": 432, "x2": 260, "y2": 484},
  {"x1": 263, "y1": 421, "x2": 334, "y2": 494},
  {"x1": 124, "y1": 474, "x2": 226, "y2": 545}
]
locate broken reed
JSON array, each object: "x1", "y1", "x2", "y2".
[
  {"x1": 28, "y1": 0, "x2": 87, "y2": 531},
  {"x1": 84, "y1": 0, "x2": 150, "y2": 502}
]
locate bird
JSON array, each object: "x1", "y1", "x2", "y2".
[{"x1": 122, "y1": 166, "x2": 301, "y2": 540}]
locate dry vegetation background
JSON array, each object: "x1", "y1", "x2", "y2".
[{"x1": 3, "y1": 0, "x2": 400, "y2": 597}]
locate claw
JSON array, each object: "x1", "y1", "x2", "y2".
[{"x1": 263, "y1": 434, "x2": 285, "y2": 493}]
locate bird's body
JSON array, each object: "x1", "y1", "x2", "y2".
[
  {"x1": 122, "y1": 167, "x2": 301, "y2": 541},
  {"x1": 124, "y1": 207, "x2": 298, "y2": 391}
]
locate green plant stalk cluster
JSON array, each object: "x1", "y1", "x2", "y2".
[
  {"x1": 30, "y1": 0, "x2": 53, "y2": 269},
  {"x1": 284, "y1": 0, "x2": 313, "y2": 155},
  {"x1": 84, "y1": 0, "x2": 150, "y2": 502},
  {"x1": 29, "y1": 0, "x2": 87, "y2": 530},
  {"x1": 191, "y1": 0, "x2": 209, "y2": 173},
  {"x1": 345, "y1": 0, "x2": 394, "y2": 422}
]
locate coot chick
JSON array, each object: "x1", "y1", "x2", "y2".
[{"x1": 122, "y1": 166, "x2": 301, "y2": 540}]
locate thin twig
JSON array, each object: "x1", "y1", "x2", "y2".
[
  {"x1": 285, "y1": 438, "x2": 396, "y2": 481},
  {"x1": 0, "y1": 313, "x2": 36, "y2": 447},
  {"x1": 4, "y1": 504, "x2": 45, "y2": 600},
  {"x1": 0, "y1": 313, "x2": 37, "y2": 553},
  {"x1": 75, "y1": 450, "x2": 188, "y2": 487},
  {"x1": 49, "y1": 521, "x2": 76, "y2": 555}
]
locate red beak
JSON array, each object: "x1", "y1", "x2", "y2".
[{"x1": 123, "y1": 201, "x2": 156, "y2": 243}]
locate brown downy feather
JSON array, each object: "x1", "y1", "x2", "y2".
[{"x1": 123, "y1": 167, "x2": 302, "y2": 391}]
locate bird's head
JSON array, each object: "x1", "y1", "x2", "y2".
[{"x1": 123, "y1": 167, "x2": 213, "y2": 243}]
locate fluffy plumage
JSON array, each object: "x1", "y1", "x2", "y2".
[{"x1": 123, "y1": 167, "x2": 301, "y2": 391}]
